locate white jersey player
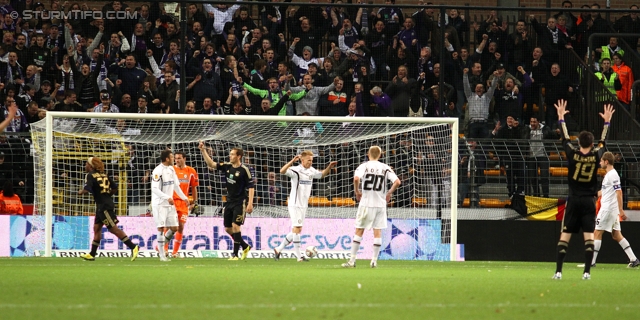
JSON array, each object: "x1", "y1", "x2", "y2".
[
  {"x1": 589, "y1": 151, "x2": 639, "y2": 268},
  {"x1": 274, "y1": 150, "x2": 337, "y2": 262},
  {"x1": 151, "y1": 149, "x2": 189, "y2": 261},
  {"x1": 342, "y1": 146, "x2": 401, "y2": 268}
]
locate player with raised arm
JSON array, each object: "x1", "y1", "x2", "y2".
[
  {"x1": 161, "y1": 151, "x2": 199, "y2": 258},
  {"x1": 342, "y1": 146, "x2": 401, "y2": 268},
  {"x1": 274, "y1": 151, "x2": 337, "y2": 262},
  {"x1": 151, "y1": 150, "x2": 189, "y2": 262},
  {"x1": 552, "y1": 99, "x2": 614, "y2": 280},
  {"x1": 590, "y1": 152, "x2": 640, "y2": 268},
  {"x1": 79, "y1": 157, "x2": 139, "y2": 261},
  {"x1": 199, "y1": 141, "x2": 255, "y2": 261}
]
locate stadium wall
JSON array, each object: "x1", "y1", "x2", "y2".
[{"x1": 459, "y1": 220, "x2": 640, "y2": 263}]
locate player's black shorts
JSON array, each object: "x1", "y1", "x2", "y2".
[
  {"x1": 95, "y1": 204, "x2": 119, "y2": 228},
  {"x1": 562, "y1": 195, "x2": 596, "y2": 233},
  {"x1": 223, "y1": 200, "x2": 246, "y2": 228}
]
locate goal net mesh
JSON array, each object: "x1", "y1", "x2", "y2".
[{"x1": 29, "y1": 116, "x2": 457, "y2": 260}]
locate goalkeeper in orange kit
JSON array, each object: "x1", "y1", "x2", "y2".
[{"x1": 164, "y1": 151, "x2": 199, "y2": 258}]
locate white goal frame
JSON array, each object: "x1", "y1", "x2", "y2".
[{"x1": 40, "y1": 112, "x2": 459, "y2": 260}]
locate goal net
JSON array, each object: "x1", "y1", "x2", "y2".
[{"x1": 29, "y1": 113, "x2": 459, "y2": 260}]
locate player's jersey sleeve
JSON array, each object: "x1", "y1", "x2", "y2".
[
  {"x1": 562, "y1": 139, "x2": 576, "y2": 159},
  {"x1": 311, "y1": 167, "x2": 323, "y2": 179},
  {"x1": 354, "y1": 163, "x2": 366, "y2": 179},
  {"x1": 386, "y1": 166, "x2": 399, "y2": 184},
  {"x1": 242, "y1": 165, "x2": 256, "y2": 189},
  {"x1": 189, "y1": 167, "x2": 199, "y2": 186},
  {"x1": 217, "y1": 162, "x2": 228, "y2": 173},
  {"x1": 108, "y1": 174, "x2": 118, "y2": 192},
  {"x1": 83, "y1": 173, "x2": 95, "y2": 193},
  {"x1": 612, "y1": 172, "x2": 622, "y2": 191},
  {"x1": 285, "y1": 165, "x2": 298, "y2": 178}
]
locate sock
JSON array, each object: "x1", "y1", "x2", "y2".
[
  {"x1": 293, "y1": 233, "x2": 301, "y2": 258},
  {"x1": 619, "y1": 238, "x2": 637, "y2": 261},
  {"x1": 119, "y1": 236, "x2": 136, "y2": 250},
  {"x1": 238, "y1": 231, "x2": 249, "y2": 250},
  {"x1": 350, "y1": 235, "x2": 362, "y2": 264},
  {"x1": 555, "y1": 240, "x2": 569, "y2": 273},
  {"x1": 592, "y1": 240, "x2": 602, "y2": 265},
  {"x1": 90, "y1": 240, "x2": 99, "y2": 256},
  {"x1": 157, "y1": 231, "x2": 166, "y2": 258},
  {"x1": 172, "y1": 232, "x2": 183, "y2": 255},
  {"x1": 165, "y1": 229, "x2": 175, "y2": 242},
  {"x1": 232, "y1": 232, "x2": 240, "y2": 256},
  {"x1": 277, "y1": 232, "x2": 294, "y2": 252},
  {"x1": 372, "y1": 238, "x2": 382, "y2": 262},
  {"x1": 162, "y1": 229, "x2": 168, "y2": 251},
  {"x1": 584, "y1": 240, "x2": 595, "y2": 274}
]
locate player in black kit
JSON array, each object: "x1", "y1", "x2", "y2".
[
  {"x1": 552, "y1": 99, "x2": 614, "y2": 280},
  {"x1": 199, "y1": 141, "x2": 256, "y2": 261},
  {"x1": 79, "y1": 157, "x2": 140, "y2": 261}
]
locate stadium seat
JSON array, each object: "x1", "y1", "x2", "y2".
[
  {"x1": 462, "y1": 198, "x2": 470, "y2": 207},
  {"x1": 550, "y1": 167, "x2": 568, "y2": 176},
  {"x1": 412, "y1": 197, "x2": 428, "y2": 207},
  {"x1": 628, "y1": 201, "x2": 640, "y2": 210},
  {"x1": 479, "y1": 199, "x2": 511, "y2": 208},
  {"x1": 484, "y1": 169, "x2": 502, "y2": 176},
  {"x1": 331, "y1": 197, "x2": 356, "y2": 207},
  {"x1": 548, "y1": 152, "x2": 567, "y2": 161},
  {"x1": 308, "y1": 196, "x2": 331, "y2": 207}
]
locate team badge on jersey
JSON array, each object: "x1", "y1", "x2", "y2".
[{"x1": 153, "y1": 174, "x2": 159, "y2": 181}]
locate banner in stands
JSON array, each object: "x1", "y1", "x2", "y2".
[{"x1": 4, "y1": 216, "x2": 462, "y2": 261}]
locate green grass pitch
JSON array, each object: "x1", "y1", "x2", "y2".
[{"x1": 1, "y1": 258, "x2": 639, "y2": 319}]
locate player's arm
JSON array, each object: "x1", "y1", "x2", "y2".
[
  {"x1": 280, "y1": 155, "x2": 300, "y2": 174},
  {"x1": 198, "y1": 140, "x2": 217, "y2": 169},
  {"x1": 321, "y1": 161, "x2": 338, "y2": 178},
  {"x1": 191, "y1": 185, "x2": 198, "y2": 203},
  {"x1": 246, "y1": 168, "x2": 256, "y2": 214},
  {"x1": 616, "y1": 188, "x2": 626, "y2": 221},
  {"x1": 386, "y1": 177, "x2": 402, "y2": 203},
  {"x1": 598, "y1": 103, "x2": 615, "y2": 144},
  {"x1": 109, "y1": 175, "x2": 118, "y2": 195},
  {"x1": 353, "y1": 176, "x2": 362, "y2": 201},
  {"x1": 554, "y1": 99, "x2": 571, "y2": 140}
]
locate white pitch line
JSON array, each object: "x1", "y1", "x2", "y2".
[{"x1": 1, "y1": 303, "x2": 640, "y2": 309}]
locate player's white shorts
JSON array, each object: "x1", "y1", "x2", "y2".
[
  {"x1": 152, "y1": 205, "x2": 179, "y2": 228},
  {"x1": 355, "y1": 206, "x2": 387, "y2": 230},
  {"x1": 595, "y1": 208, "x2": 621, "y2": 233},
  {"x1": 288, "y1": 206, "x2": 307, "y2": 227}
]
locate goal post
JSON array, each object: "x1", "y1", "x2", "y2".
[{"x1": 31, "y1": 112, "x2": 459, "y2": 260}]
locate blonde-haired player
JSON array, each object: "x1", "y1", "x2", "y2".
[
  {"x1": 160, "y1": 151, "x2": 199, "y2": 258},
  {"x1": 590, "y1": 151, "x2": 640, "y2": 268},
  {"x1": 343, "y1": 146, "x2": 401, "y2": 268},
  {"x1": 152, "y1": 149, "x2": 189, "y2": 261},
  {"x1": 274, "y1": 150, "x2": 337, "y2": 261}
]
